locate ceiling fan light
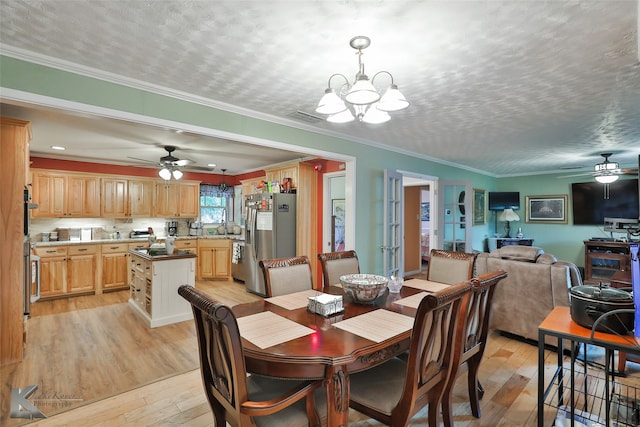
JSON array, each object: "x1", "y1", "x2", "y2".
[
  {"x1": 345, "y1": 77, "x2": 380, "y2": 105},
  {"x1": 377, "y1": 84, "x2": 410, "y2": 112},
  {"x1": 327, "y1": 109, "x2": 355, "y2": 123},
  {"x1": 159, "y1": 168, "x2": 172, "y2": 180},
  {"x1": 361, "y1": 103, "x2": 391, "y2": 124},
  {"x1": 595, "y1": 174, "x2": 619, "y2": 184},
  {"x1": 316, "y1": 89, "x2": 347, "y2": 115},
  {"x1": 172, "y1": 169, "x2": 183, "y2": 180}
]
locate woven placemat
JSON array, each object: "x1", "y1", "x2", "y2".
[
  {"x1": 403, "y1": 278, "x2": 451, "y2": 293},
  {"x1": 265, "y1": 289, "x2": 320, "y2": 310},
  {"x1": 236, "y1": 311, "x2": 314, "y2": 349},
  {"x1": 392, "y1": 292, "x2": 429, "y2": 309},
  {"x1": 332, "y1": 309, "x2": 414, "y2": 343}
]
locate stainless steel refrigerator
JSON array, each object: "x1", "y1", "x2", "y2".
[{"x1": 243, "y1": 193, "x2": 297, "y2": 296}]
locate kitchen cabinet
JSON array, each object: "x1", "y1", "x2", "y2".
[
  {"x1": 0, "y1": 117, "x2": 30, "y2": 365},
  {"x1": 34, "y1": 244, "x2": 97, "y2": 298},
  {"x1": 265, "y1": 164, "x2": 299, "y2": 189},
  {"x1": 31, "y1": 170, "x2": 100, "y2": 218},
  {"x1": 174, "y1": 238, "x2": 197, "y2": 253},
  {"x1": 128, "y1": 250, "x2": 196, "y2": 327},
  {"x1": 240, "y1": 176, "x2": 266, "y2": 196},
  {"x1": 154, "y1": 181, "x2": 200, "y2": 218},
  {"x1": 197, "y1": 239, "x2": 231, "y2": 280},
  {"x1": 101, "y1": 243, "x2": 131, "y2": 291},
  {"x1": 67, "y1": 245, "x2": 98, "y2": 293},
  {"x1": 101, "y1": 177, "x2": 154, "y2": 218},
  {"x1": 34, "y1": 246, "x2": 68, "y2": 298}
]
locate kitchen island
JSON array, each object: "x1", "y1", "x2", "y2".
[{"x1": 128, "y1": 249, "x2": 196, "y2": 328}]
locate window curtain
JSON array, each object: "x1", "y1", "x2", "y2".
[{"x1": 200, "y1": 183, "x2": 232, "y2": 198}]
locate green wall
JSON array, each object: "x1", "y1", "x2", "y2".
[
  {"x1": 496, "y1": 174, "x2": 638, "y2": 267},
  {"x1": 4, "y1": 55, "x2": 622, "y2": 272}
]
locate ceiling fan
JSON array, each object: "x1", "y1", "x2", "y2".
[
  {"x1": 559, "y1": 153, "x2": 638, "y2": 183},
  {"x1": 128, "y1": 145, "x2": 213, "y2": 179}
]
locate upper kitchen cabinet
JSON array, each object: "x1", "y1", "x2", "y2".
[
  {"x1": 240, "y1": 176, "x2": 266, "y2": 196},
  {"x1": 265, "y1": 163, "x2": 299, "y2": 190},
  {"x1": 154, "y1": 180, "x2": 200, "y2": 218},
  {"x1": 31, "y1": 169, "x2": 101, "y2": 218},
  {"x1": 102, "y1": 177, "x2": 154, "y2": 218}
]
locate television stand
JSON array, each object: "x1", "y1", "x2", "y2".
[{"x1": 583, "y1": 240, "x2": 631, "y2": 286}]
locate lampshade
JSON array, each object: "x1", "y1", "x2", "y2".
[
  {"x1": 172, "y1": 169, "x2": 183, "y2": 180},
  {"x1": 159, "y1": 168, "x2": 172, "y2": 180},
  {"x1": 361, "y1": 103, "x2": 391, "y2": 124},
  {"x1": 345, "y1": 77, "x2": 380, "y2": 105},
  {"x1": 593, "y1": 153, "x2": 620, "y2": 184},
  {"x1": 377, "y1": 84, "x2": 410, "y2": 112},
  {"x1": 316, "y1": 88, "x2": 347, "y2": 115},
  {"x1": 327, "y1": 109, "x2": 355, "y2": 123},
  {"x1": 499, "y1": 208, "x2": 520, "y2": 222},
  {"x1": 316, "y1": 36, "x2": 409, "y2": 124}
]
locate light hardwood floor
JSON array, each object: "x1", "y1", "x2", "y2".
[{"x1": 4, "y1": 278, "x2": 640, "y2": 426}]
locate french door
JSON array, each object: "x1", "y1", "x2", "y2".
[
  {"x1": 383, "y1": 169, "x2": 404, "y2": 278},
  {"x1": 437, "y1": 180, "x2": 472, "y2": 252}
]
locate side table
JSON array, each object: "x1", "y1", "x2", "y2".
[{"x1": 538, "y1": 307, "x2": 640, "y2": 426}]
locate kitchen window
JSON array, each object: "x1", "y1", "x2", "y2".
[{"x1": 200, "y1": 184, "x2": 231, "y2": 224}]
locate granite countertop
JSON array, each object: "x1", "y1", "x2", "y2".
[
  {"x1": 33, "y1": 235, "x2": 244, "y2": 247},
  {"x1": 128, "y1": 248, "x2": 198, "y2": 261}
]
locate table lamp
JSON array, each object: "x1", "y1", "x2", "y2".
[{"x1": 499, "y1": 208, "x2": 520, "y2": 238}]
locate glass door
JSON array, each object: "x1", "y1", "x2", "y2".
[{"x1": 437, "y1": 181, "x2": 471, "y2": 252}]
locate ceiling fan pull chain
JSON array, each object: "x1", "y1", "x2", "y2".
[{"x1": 603, "y1": 183, "x2": 610, "y2": 200}]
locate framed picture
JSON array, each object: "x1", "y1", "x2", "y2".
[
  {"x1": 472, "y1": 188, "x2": 486, "y2": 225},
  {"x1": 421, "y1": 202, "x2": 430, "y2": 221},
  {"x1": 526, "y1": 194, "x2": 568, "y2": 224}
]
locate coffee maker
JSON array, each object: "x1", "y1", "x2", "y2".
[{"x1": 166, "y1": 220, "x2": 178, "y2": 236}]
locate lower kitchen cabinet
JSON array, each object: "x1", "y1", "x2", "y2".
[
  {"x1": 67, "y1": 245, "x2": 98, "y2": 293},
  {"x1": 36, "y1": 246, "x2": 67, "y2": 298},
  {"x1": 35, "y1": 244, "x2": 97, "y2": 298},
  {"x1": 101, "y1": 243, "x2": 135, "y2": 291},
  {"x1": 197, "y1": 239, "x2": 231, "y2": 280},
  {"x1": 174, "y1": 238, "x2": 197, "y2": 253}
]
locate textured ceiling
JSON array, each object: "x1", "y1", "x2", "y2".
[{"x1": 1, "y1": 0, "x2": 639, "y2": 176}]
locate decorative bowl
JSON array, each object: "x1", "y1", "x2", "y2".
[{"x1": 339, "y1": 274, "x2": 389, "y2": 304}]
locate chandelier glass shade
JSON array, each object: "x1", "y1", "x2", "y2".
[
  {"x1": 159, "y1": 166, "x2": 183, "y2": 181},
  {"x1": 593, "y1": 153, "x2": 620, "y2": 183},
  {"x1": 315, "y1": 36, "x2": 409, "y2": 124}
]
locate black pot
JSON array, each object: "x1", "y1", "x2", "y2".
[{"x1": 569, "y1": 285, "x2": 635, "y2": 335}]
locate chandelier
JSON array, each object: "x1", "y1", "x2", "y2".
[
  {"x1": 315, "y1": 36, "x2": 409, "y2": 124},
  {"x1": 593, "y1": 153, "x2": 620, "y2": 184}
]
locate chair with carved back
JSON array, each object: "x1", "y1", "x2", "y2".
[
  {"x1": 317, "y1": 250, "x2": 360, "y2": 289},
  {"x1": 426, "y1": 249, "x2": 477, "y2": 284},
  {"x1": 259, "y1": 256, "x2": 314, "y2": 297},
  {"x1": 347, "y1": 280, "x2": 473, "y2": 427},
  {"x1": 177, "y1": 285, "x2": 325, "y2": 427},
  {"x1": 441, "y1": 270, "x2": 508, "y2": 427}
]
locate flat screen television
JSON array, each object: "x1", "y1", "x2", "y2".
[
  {"x1": 571, "y1": 179, "x2": 639, "y2": 225},
  {"x1": 488, "y1": 191, "x2": 520, "y2": 210}
]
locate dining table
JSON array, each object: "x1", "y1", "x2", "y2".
[{"x1": 231, "y1": 278, "x2": 452, "y2": 427}]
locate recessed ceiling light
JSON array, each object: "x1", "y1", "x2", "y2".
[
  {"x1": 208, "y1": 163, "x2": 216, "y2": 168},
  {"x1": 50, "y1": 145, "x2": 66, "y2": 150}
]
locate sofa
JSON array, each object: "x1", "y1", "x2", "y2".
[{"x1": 475, "y1": 245, "x2": 583, "y2": 344}]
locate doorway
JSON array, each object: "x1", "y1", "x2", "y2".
[{"x1": 402, "y1": 175, "x2": 436, "y2": 276}]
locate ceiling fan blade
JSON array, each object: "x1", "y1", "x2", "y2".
[
  {"x1": 557, "y1": 172, "x2": 595, "y2": 179},
  {"x1": 127, "y1": 156, "x2": 157, "y2": 164},
  {"x1": 174, "y1": 159, "x2": 192, "y2": 166}
]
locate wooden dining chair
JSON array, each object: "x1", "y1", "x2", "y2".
[
  {"x1": 426, "y1": 249, "x2": 477, "y2": 284},
  {"x1": 317, "y1": 250, "x2": 360, "y2": 288},
  {"x1": 259, "y1": 255, "x2": 314, "y2": 297},
  {"x1": 441, "y1": 270, "x2": 508, "y2": 427},
  {"x1": 177, "y1": 285, "x2": 325, "y2": 427},
  {"x1": 348, "y1": 280, "x2": 473, "y2": 427}
]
